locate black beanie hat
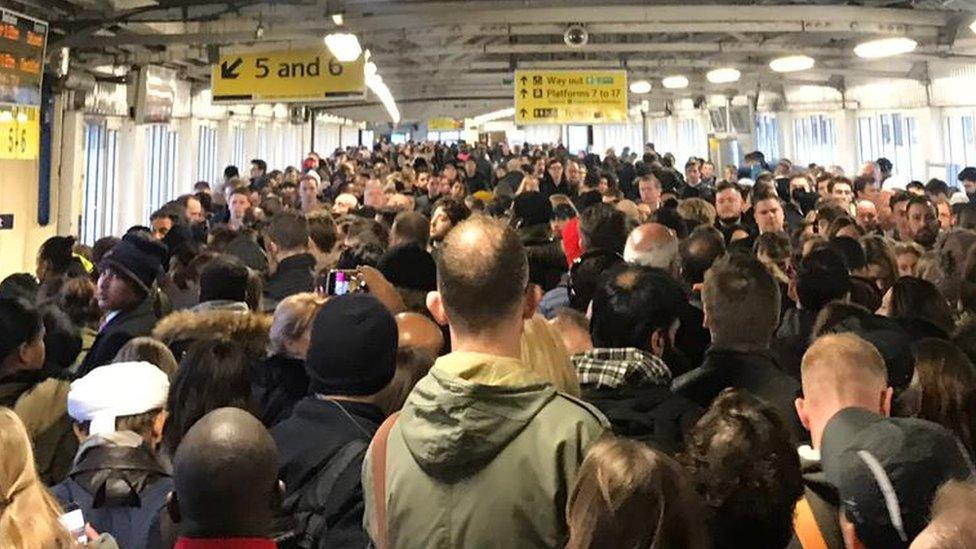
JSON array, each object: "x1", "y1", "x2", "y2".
[
  {"x1": 377, "y1": 244, "x2": 437, "y2": 292},
  {"x1": 512, "y1": 191, "x2": 553, "y2": 227},
  {"x1": 199, "y1": 255, "x2": 249, "y2": 304},
  {"x1": 305, "y1": 294, "x2": 397, "y2": 396},
  {"x1": 99, "y1": 232, "x2": 167, "y2": 295}
]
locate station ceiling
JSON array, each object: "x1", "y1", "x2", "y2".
[{"x1": 11, "y1": 0, "x2": 976, "y2": 122}]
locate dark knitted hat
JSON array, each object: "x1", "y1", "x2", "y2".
[
  {"x1": 305, "y1": 294, "x2": 397, "y2": 396},
  {"x1": 99, "y1": 232, "x2": 167, "y2": 294}
]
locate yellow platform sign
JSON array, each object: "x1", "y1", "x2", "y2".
[
  {"x1": 514, "y1": 70, "x2": 628, "y2": 125},
  {"x1": 212, "y1": 48, "x2": 366, "y2": 104},
  {"x1": 0, "y1": 105, "x2": 39, "y2": 160},
  {"x1": 428, "y1": 117, "x2": 463, "y2": 131}
]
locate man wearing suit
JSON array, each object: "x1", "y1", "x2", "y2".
[{"x1": 77, "y1": 231, "x2": 165, "y2": 376}]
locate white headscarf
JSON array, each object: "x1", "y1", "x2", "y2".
[{"x1": 68, "y1": 361, "x2": 169, "y2": 436}]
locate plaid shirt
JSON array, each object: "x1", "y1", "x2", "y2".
[{"x1": 571, "y1": 348, "x2": 672, "y2": 390}]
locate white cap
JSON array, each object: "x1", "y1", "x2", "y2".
[
  {"x1": 68, "y1": 362, "x2": 169, "y2": 436},
  {"x1": 738, "y1": 178, "x2": 755, "y2": 188}
]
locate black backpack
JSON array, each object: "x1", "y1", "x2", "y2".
[{"x1": 275, "y1": 439, "x2": 370, "y2": 549}]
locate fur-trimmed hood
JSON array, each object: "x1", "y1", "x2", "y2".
[{"x1": 152, "y1": 308, "x2": 272, "y2": 359}]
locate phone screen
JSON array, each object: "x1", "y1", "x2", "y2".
[{"x1": 59, "y1": 508, "x2": 87, "y2": 545}]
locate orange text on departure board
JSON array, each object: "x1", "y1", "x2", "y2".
[
  {"x1": 18, "y1": 58, "x2": 39, "y2": 74},
  {"x1": 1, "y1": 24, "x2": 19, "y2": 41},
  {"x1": 26, "y1": 31, "x2": 42, "y2": 47}
]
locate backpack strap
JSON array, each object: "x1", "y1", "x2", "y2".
[
  {"x1": 281, "y1": 439, "x2": 369, "y2": 549},
  {"x1": 794, "y1": 496, "x2": 829, "y2": 549},
  {"x1": 370, "y1": 412, "x2": 400, "y2": 549}
]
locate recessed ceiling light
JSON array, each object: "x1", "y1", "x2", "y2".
[
  {"x1": 769, "y1": 55, "x2": 815, "y2": 73},
  {"x1": 662, "y1": 75, "x2": 689, "y2": 89},
  {"x1": 854, "y1": 37, "x2": 917, "y2": 59},
  {"x1": 706, "y1": 67, "x2": 740, "y2": 84},
  {"x1": 629, "y1": 80, "x2": 652, "y2": 94}
]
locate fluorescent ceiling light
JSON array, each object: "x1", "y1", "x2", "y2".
[
  {"x1": 769, "y1": 55, "x2": 815, "y2": 73},
  {"x1": 324, "y1": 32, "x2": 362, "y2": 62},
  {"x1": 971, "y1": 18, "x2": 976, "y2": 34},
  {"x1": 629, "y1": 80, "x2": 652, "y2": 94},
  {"x1": 854, "y1": 37, "x2": 917, "y2": 59},
  {"x1": 662, "y1": 75, "x2": 689, "y2": 89},
  {"x1": 331, "y1": 13, "x2": 344, "y2": 26},
  {"x1": 706, "y1": 67, "x2": 740, "y2": 84},
  {"x1": 365, "y1": 61, "x2": 377, "y2": 79}
]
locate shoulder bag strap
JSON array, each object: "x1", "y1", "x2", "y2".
[{"x1": 370, "y1": 411, "x2": 400, "y2": 549}]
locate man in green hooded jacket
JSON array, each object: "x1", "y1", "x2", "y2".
[{"x1": 363, "y1": 216, "x2": 607, "y2": 548}]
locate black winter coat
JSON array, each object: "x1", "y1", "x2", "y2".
[
  {"x1": 583, "y1": 384, "x2": 702, "y2": 455},
  {"x1": 672, "y1": 346, "x2": 805, "y2": 442},
  {"x1": 272, "y1": 398, "x2": 385, "y2": 549},
  {"x1": 264, "y1": 253, "x2": 316, "y2": 311},
  {"x1": 78, "y1": 297, "x2": 158, "y2": 377}
]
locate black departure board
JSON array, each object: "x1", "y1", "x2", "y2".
[{"x1": 0, "y1": 9, "x2": 46, "y2": 106}]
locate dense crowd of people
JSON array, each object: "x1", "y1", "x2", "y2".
[{"x1": 2, "y1": 138, "x2": 976, "y2": 548}]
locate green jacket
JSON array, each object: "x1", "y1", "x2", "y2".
[{"x1": 363, "y1": 351, "x2": 608, "y2": 549}]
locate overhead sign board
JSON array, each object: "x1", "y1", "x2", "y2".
[
  {"x1": 0, "y1": 8, "x2": 47, "y2": 106},
  {"x1": 0, "y1": 105, "x2": 39, "y2": 160},
  {"x1": 212, "y1": 48, "x2": 365, "y2": 104},
  {"x1": 428, "y1": 117, "x2": 463, "y2": 131},
  {"x1": 514, "y1": 70, "x2": 628, "y2": 125}
]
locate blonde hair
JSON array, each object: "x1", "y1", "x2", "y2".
[
  {"x1": 114, "y1": 337, "x2": 179, "y2": 378},
  {"x1": 269, "y1": 293, "x2": 328, "y2": 356},
  {"x1": 0, "y1": 407, "x2": 73, "y2": 549}
]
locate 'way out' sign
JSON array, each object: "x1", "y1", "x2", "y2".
[{"x1": 211, "y1": 48, "x2": 366, "y2": 104}]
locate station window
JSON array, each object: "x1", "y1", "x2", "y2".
[
  {"x1": 856, "y1": 113, "x2": 921, "y2": 181},
  {"x1": 361, "y1": 130, "x2": 374, "y2": 146},
  {"x1": 145, "y1": 125, "x2": 180, "y2": 214},
  {"x1": 428, "y1": 130, "x2": 459, "y2": 144},
  {"x1": 196, "y1": 125, "x2": 218, "y2": 186},
  {"x1": 566, "y1": 125, "x2": 589, "y2": 154},
  {"x1": 676, "y1": 118, "x2": 707, "y2": 163},
  {"x1": 80, "y1": 121, "x2": 120, "y2": 244},
  {"x1": 231, "y1": 125, "x2": 246, "y2": 170},
  {"x1": 649, "y1": 119, "x2": 671, "y2": 154},
  {"x1": 943, "y1": 111, "x2": 976, "y2": 184},
  {"x1": 793, "y1": 114, "x2": 838, "y2": 167},
  {"x1": 592, "y1": 123, "x2": 643, "y2": 157},
  {"x1": 755, "y1": 114, "x2": 781, "y2": 161},
  {"x1": 256, "y1": 125, "x2": 269, "y2": 163},
  {"x1": 391, "y1": 132, "x2": 409, "y2": 145}
]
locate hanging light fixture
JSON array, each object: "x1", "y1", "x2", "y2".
[
  {"x1": 324, "y1": 32, "x2": 362, "y2": 62},
  {"x1": 629, "y1": 80, "x2": 652, "y2": 94},
  {"x1": 769, "y1": 55, "x2": 815, "y2": 73},
  {"x1": 853, "y1": 37, "x2": 917, "y2": 59},
  {"x1": 706, "y1": 67, "x2": 740, "y2": 84},
  {"x1": 662, "y1": 75, "x2": 689, "y2": 89}
]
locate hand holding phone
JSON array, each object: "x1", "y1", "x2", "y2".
[{"x1": 59, "y1": 507, "x2": 87, "y2": 545}]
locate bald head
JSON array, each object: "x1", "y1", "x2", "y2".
[
  {"x1": 173, "y1": 407, "x2": 279, "y2": 538},
  {"x1": 796, "y1": 334, "x2": 892, "y2": 448},
  {"x1": 436, "y1": 216, "x2": 528, "y2": 333},
  {"x1": 396, "y1": 312, "x2": 444, "y2": 357},
  {"x1": 624, "y1": 223, "x2": 679, "y2": 273}
]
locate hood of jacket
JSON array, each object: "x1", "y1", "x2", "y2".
[
  {"x1": 152, "y1": 308, "x2": 272, "y2": 358},
  {"x1": 399, "y1": 352, "x2": 557, "y2": 481}
]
